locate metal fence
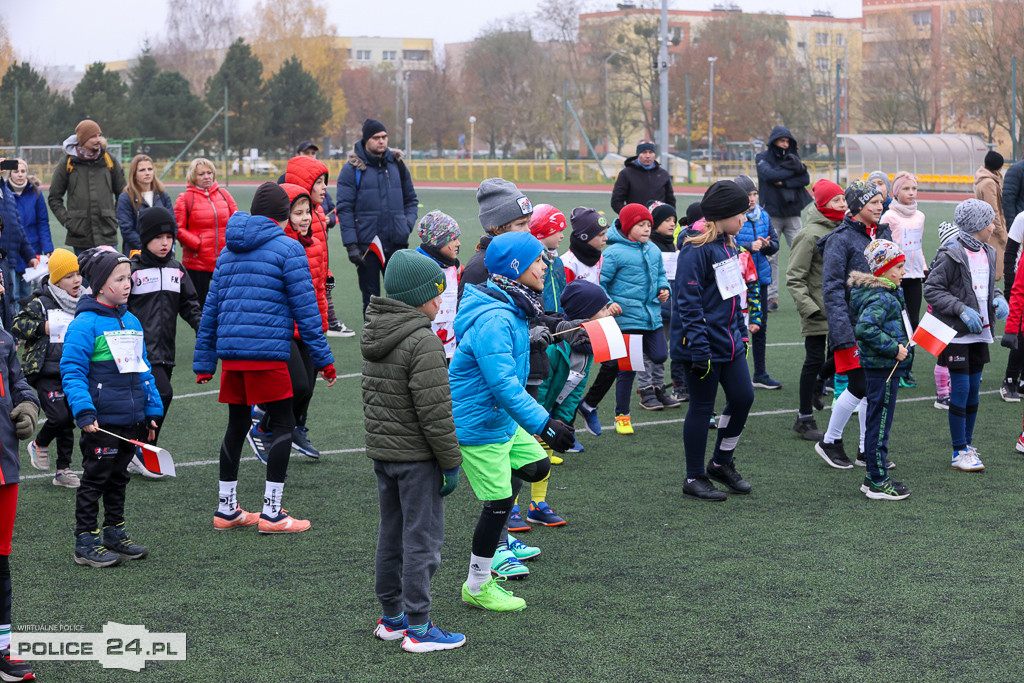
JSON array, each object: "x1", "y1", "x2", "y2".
[{"x1": 0, "y1": 145, "x2": 123, "y2": 181}]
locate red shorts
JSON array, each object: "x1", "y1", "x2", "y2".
[
  {"x1": 834, "y1": 346, "x2": 862, "y2": 374},
  {"x1": 0, "y1": 484, "x2": 18, "y2": 556},
  {"x1": 219, "y1": 362, "x2": 292, "y2": 405}
]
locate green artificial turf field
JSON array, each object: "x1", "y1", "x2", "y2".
[{"x1": 14, "y1": 188, "x2": 1024, "y2": 682}]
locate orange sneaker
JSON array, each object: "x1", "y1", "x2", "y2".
[
  {"x1": 258, "y1": 512, "x2": 311, "y2": 534},
  {"x1": 614, "y1": 414, "x2": 634, "y2": 435},
  {"x1": 214, "y1": 507, "x2": 259, "y2": 530}
]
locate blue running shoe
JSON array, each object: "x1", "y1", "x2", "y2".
[
  {"x1": 246, "y1": 424, "x2": 271, "y2": 464},
  {"x1": 578, "y1": 404, "x2": 602, "y2": 436},
  {"x1": 373, "y1": 615, "x2": 407, "y2": 641},
  {"x1": 508, "y1": 505, "x2": 531, "y2": 533},
  {"x1": 527, "y1": 501, "x2": 566, "y2": 527},
  {"x1": 401, "y1": 623, "x2": 467, "y2": 653},
  {"x1": 566, "y1": 437, "x2": 584, "y2": 453}
]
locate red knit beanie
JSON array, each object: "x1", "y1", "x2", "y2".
[
  {"x1": 619, "y1": 203, "x2": 653, "y2": 240},
  {"x1": 813, "y1": 179, "x2": 844, "y2": 210},
  {"x1": 529, "y1": 204, "x2": 567, "y2": 240}
]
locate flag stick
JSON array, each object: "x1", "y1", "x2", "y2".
[
  {"x1": 94, "y1": 426, "x2": 154, "y2": 452},
  {"x1": 885, "y1": 342, "x2": 916, "y2": 382},
  {"x1": 552, "y1": 325, "x2": 582, "y2": 337}
]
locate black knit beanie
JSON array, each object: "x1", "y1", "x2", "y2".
[
  {"x1": 250, "y1": 182, "x2": 290, "y2": 222},
  {"x1": 362, "y1": 119, "x2": 387, "y2": 146},
  {"x1": 700, "y1": 181, "x2": 750, "y2": 222},
  {"x1": 138, "y1": 207, "x2": 177, "y2": 247}
]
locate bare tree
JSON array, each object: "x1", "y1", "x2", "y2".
[{"x1": 155, "y1": 0, "x2": 240, "y2": 95}]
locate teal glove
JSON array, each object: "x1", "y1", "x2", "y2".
[
  {"x1": 439, "y1": 467, "x2": 460, "y2": 497},
  {"x1": 995, "y1": 297, "x2": 1009, "y2": 321},
  {"x1": 959, "y1": 307, "x2": 983, "y2": 334}
]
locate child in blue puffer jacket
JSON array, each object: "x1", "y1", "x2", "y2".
[
  {"x1": 671, "y1": 181, "x2": 756, "y2": 502},
  {"x1": 734, "y1": 175, "x2": 779, "y2": 389},
  {"x1": 61, "y1": 248, "x2": 163, "y2": 568},
  {"x1": 600, "y1": 203, "x2": 670, "y2": 434},
  {"x1": 193, "y1": 183, "x2": 336, "y2": 535}
]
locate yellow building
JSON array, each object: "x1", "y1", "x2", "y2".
[{"x1": 333, "y1": 37, "x2": 434, "y2": 72}]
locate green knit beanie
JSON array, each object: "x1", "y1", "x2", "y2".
[{"x1": 383, "y1": 249, "x2": 446, "y2": 307}]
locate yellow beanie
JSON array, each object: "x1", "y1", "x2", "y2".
[{"x1": 48, "y1": 249, "x2": 79, "y2": 284}]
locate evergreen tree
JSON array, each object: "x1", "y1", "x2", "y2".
[
  {"x1": 0, "y1": 62, "x2": 74, "y2": 146},
  {"x1": 205, "y1": 39, "x2": 267, "y2": 153},
  {"x1": 72, "y1": 63, "x2": 133, "y2": 138},
  {"x1": 265, "y1": 56, "x2": 331, "y2": 150}
]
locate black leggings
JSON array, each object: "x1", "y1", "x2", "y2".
[
  {"x1": 902, "y1": 278, "x2": 923, "y2": 330},
  {"x1": 842, "y1": 367, "x2": 867, "y2": 399},
  {"x1": 187, "y1": 269, "x2": 213, "y2": 309},
  {"x1": 799, "y1": 335, "x2": 827, "y2": 415},
  {"x1": 150, "y1": 364, "x2": 173, "y2": 444},
  {"x1": 220, "y1": 398, "x2": 295, "y2": 483},
  {"x1": 258, "y1": 341, "x2": 315, "y2": 430},
  {"x1": 471, "y1": 459, "x2": 550, "y2": 557}
]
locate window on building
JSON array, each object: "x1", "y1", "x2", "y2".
[
  {"x1": 816, "y1": 57, "x2": 829, "y2": 72},
  {"x1": 967, "y1": 104, "x2": 981, "y2": 119},
  {"x1": 774, "y1": 56, "x2": 788, "y2": 70},
  {"x1": 947, "y1": 10, "x2": 957, "y2": 24},
  {"x1": 968, "y1": 8, "x2": 984, "y2": 24},
  {"x1": 403, "y1": 50, "x2": 430, "y2": 61},
  {"x1": 815, "y1": 32, "x2": 829, "y2": 46},
  {"x1": 836, "y1": 33, "x2": 844, "y2": 46},
  {"x1": 815, "y1": 82, "x2": 829, "y2": 97},
  {"x1": 382, "y1": 50, "x2": 397, "y2": 61},
  {"x1": 356, "y1": 49, "x2": 371, "y2": 61},
  {"x1": 912, "y1": 11, "x2": 932, "y2": 26},
  {"x1": 796, "y1": 41, "x2": 806, "y2": 50}
]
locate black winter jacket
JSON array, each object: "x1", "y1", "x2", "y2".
[
  {"x1": 0, "y1": 327, "x2": 39, "y2": 485},
  {"x1": 755, "y1": 126, "x2": 812, "y2": 218},
  {"x1": 11, "y1": 283, "x2": 68, "y2": 381},
  {"x1": 1003, "y1": 159, "x2": 1024, "y2": 225},
  {"x1": 458, "y1": 235, "x2": 492, "y2": 303},
  {"x1": 129, "y1": 251, "x2": 202, "y2": 367},
  {"x1": 611, "y1": 156, "x2": 675, "y2": 214}
]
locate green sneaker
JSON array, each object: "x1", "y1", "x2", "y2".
[
  {"x1": 462, "y1": 577, "x2": 526, "y2": 612},
  {"x1": 491, "y1": 546, "x2": 529, "y2": 578},
  {"x1": 507, "y1": 533, "x2": 540, "y2": 561}
]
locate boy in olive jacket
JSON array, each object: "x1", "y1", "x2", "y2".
[{"x1": 361, "y1": 249, "x2": 465, "y2": 654}]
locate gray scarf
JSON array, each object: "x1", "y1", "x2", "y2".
[
  {"x1": 957, "y1": 231, "x2": 984, "y2": 253},
  {"x1": 47, "y1": 282, "x2": 81, "y2": 315}
]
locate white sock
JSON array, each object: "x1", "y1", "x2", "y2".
[
  {"x1": 824, "y1": 390, "x2": 861, "y2": 444},
  {"x1": 262, "y1": 481, "x2": 284, "y2": 518},
  {"x1": 0, "y1": 624, "x2": 10, "y2": 650},
  {"x1": 857, "y1": 398, "x2": 868, "y2": 452},
  {"x1": 466, "y1": 553, "x2": 493, "y2": 593},
  {"x1": 218, "y1": 480, "x2": 237, "y2": 515}
]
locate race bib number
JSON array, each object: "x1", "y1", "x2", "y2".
[
  {"x1": 661, "y1": 252, "x2": 677, "y2": 281},
  {"x1": 103, "y1": 330, "x2": 148, "y2": 374},
  {"x1": 712, "y1": 256, "x2": 745, "y2": 300},
  {"x1": 902, "y1": 311, "x2": 914, "y2": 342},
  {"x1": 47, "y1": 310, "x2": 74, "y2": 343}
]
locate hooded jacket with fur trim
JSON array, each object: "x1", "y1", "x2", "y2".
[
  {"x1": 336, "y1": 143, "x2": 418, "y2": 251},
  {"x1": 848, "y1": 271, "x2": 913, "y2": 372}
]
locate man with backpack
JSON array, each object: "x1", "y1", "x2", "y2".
[
  {"x1": 337, "y1": 119, "x2": 419, "y2": 312},
  {"x1": 48, "y1": 120, "x2": 127, "y2": 254}
]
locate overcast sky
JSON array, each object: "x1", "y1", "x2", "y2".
[{"x1": 2, "y1": 0, "x2": 862, "y2": 70}]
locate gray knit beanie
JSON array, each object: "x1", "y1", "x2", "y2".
[
  {"x1": 383, "y1": 249, "x2": 446, "y2": 307},
  {"x1": 867, "y1": 171, "x2": 891, "y2": 194},
  {"x1": 953, "y1": 198, "x2": 995, "y2": 235},
  {"x1": 733, "y1": 174, "x2": 757, "y2": 195},
  {"x1": 477, "y1": 178, "x2": 533, "y2": 233}
]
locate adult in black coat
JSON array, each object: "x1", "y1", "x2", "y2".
[
  {"x1": 610, "y1": 140, "x2": 675, "y2": 214},
  {"x1": 755, "y1": 125, "x2": 812, "y2": 308}
]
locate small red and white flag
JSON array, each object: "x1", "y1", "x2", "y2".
[
  {"x1": 617, "y1": 334, "x2": 645, "y2": 371},
  {"x1": 911, "y1": 312, "x2": 958, "y2": 357},
  {"x1": 582, "y1": 317, "x2": 627, "y2": 363},
  {"x1": 366, "y1": 236, "x2": 386, "y2": 265},
  {"x1": 138, "y1": 443, "x2": 177, "y2": 477}
]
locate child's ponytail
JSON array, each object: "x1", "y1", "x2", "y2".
[{"x1": 683, "y1": 220, "x2": 735, "y2": 249}]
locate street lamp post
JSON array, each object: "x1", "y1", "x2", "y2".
[
  {"x1": 708, "y1": 56, "x2": 717, "y2": 175},
  {"x1": 604, "y1": 50, "x2": 626, "y2": 154},
  {"x1": 469, "y1": 116, "x2": 476, "y2": 162},
  {"x1": 405, "y1": 118, "x2": 413, "y2": 159}
]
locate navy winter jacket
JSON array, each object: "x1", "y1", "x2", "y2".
[
  {"x1": 336, "y1": 143, "x2": 418, "y2": 251},
  {"x1": 116, "y1": 190, "x2": 174, "y2": 254},
  {"x1": 1003, "y1": 159, "x2": 1024, "y2": 223},
  {"x1": 735, "y1": 208, "x2": 778, "y2": 285},
  {"x1": 8, "y1": 180, "x2": 52, "y2": 258},
  {"x1": 60, "y1": 296, "x2": 163, "y2": 428},
  {"x1": 0, "y1": 184, "x2": 35, "y2": 273},
  {"x1": 755, "y1": 126, "x2": 812, "y2": 218},
  {"x1": 449, "y1": 283, "x2": 549, "y2": 446},
  {"x1": 671, "y1": 233, "x2": 749, "y2": 363},
  {"x1": 193, "y1": 212, "x2": 333, "y2": 374},
  {"x1": 818, "y1": 217, "x2": 892, "y2": 351}
]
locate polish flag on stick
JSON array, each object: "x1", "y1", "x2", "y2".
[
  {"x1": 582, "y1": 317, "x2": 627, "y2": 362},
  {"x1": 911, "y1": 313, "x2": 958, "y2": 357},
  {"x1": 365, "y1": 236, "x2": 386, "y2": 265},
  {"x1": 95, "y1": 427, "x2": 176, "y2": 477},
  {"x1": 617, "y1": 334, "x2": 645, "y2": 371}
]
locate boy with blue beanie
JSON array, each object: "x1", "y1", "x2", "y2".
[{"x1": 450, "y1": 231, "x2": 575, "y2": 612}]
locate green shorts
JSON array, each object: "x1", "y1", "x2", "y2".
[{"x1": 460, "y1": 426, "x2": 548, "y2": 501}]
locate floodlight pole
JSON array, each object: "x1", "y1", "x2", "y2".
[
  {"x1": 659, "y1": 0, "x2": 670, "y2": 167},
  {"x1": 835, "y1": 63, "x2": 841, "y2": 183},
  {"x1": 1013, "y1": 56, "x2": 1018, "y2": 162},
  {"x1": 224, "y1": 85, "x2": 229, "y2": 187}
]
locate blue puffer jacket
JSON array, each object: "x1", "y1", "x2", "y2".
[
  {"x1": 116, "y1": 190, "x2": 174, "y2": 254},
  {"x1": 735, "y1": 208, "x2": 778, "y2": 285},
  {"x1": 670, "y1": 233, "x2": 748, "y2": 363},
  {"x1": 193, "y1": 212, "x2": 334, "y2": 374},
  {"x1": 449, "y1": 283, "x2": 549, "y2": 446},
  {"x1": 336, "y1": 143, "x2": 418, "y2": 251},
  {"x1": 601, "y1": 221, "x2": 670, "y2": 331},
  {"x1": 818, "y1": 217, "x2": 893, "y2": 351},
  {"x1": 541, "y1": 251, "x2": 568, "y2": 314},
  {"x1": 61, "y1": 296, "x2": 163, "y2": 428},
  {"x1": 0, "y1": 184, "x2": 35, "y2": 273},
  {"x1": 8, "y1": 180, "x2": 52, "y2": 258}
]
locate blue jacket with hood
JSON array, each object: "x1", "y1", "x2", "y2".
[
  {"x1": 755, "y1": 126, "x2": 812, "y2": 218},
  {"x1": 192, "y1": 212, "x2": 333, "y2": 374},
  {"x1": 449, "y1": 282, "x2": 549, "y2": 446},
  {"x1": 601, "y1": 220, "x2": 670, "y2": 331},
  {"x1": 735, "y1": 207, "x2": 778, "y2": 285},
  {"x1": 61, "y1": 297, "x2": 163, "y2": 428}
]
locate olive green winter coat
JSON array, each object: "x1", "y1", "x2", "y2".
[
  {"x1": 361, "y1": 295, "x2": 461, "y2": 468},
  {"x1": 786, "y1": 205, "x2": 839, "y2": 337},
  {"x1": 47, "y1": 143, "x2": 126, "y2": 249}
]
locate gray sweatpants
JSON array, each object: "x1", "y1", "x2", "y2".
[
  {"x1": 767, "y1": 215, "x2": 803, "y2": 301},
  {"x1": 374, "y1": 459, "x2": 445, "y2": 626}
]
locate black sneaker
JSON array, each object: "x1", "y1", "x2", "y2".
[
  {"x1": 752, "y1": 374, "x2": 782, "y2": 390},
  {"x1": 74, "y1": 530, "x2": 122, "y2": 567},
  {"x1": 812, "y1": 391, "x2": 826, "y2": 411},
  {"x1": 102, "y1": 522, "x2": 149, "y2": 560},
  {"x1": 706, "y1": 458, "x2": 752, "y2": 494},
  {"x1": 670, "y1": 383, "x2": 689, "y2": 403},
  {"x1": 0, "y1": 647, "x2": 34, "y2": 681},
  {"x1": 291, "y1": 426, "x2": 321, "y2": 459},
  {"x1": 1000, "y1": 379, "x2": 1021, "y2": 403},
  {"x1": 860, "y1": 477, "x2": 911, "y2": 500},
  {"x1": 815, "y1": 439, "x2": 854, "y2": 469},
  {"x1": 638, "y1": 386, "x2": 664, "y2": 411},
  {"x1": 854, "y1": 452, "x2": 895, "y2": 470},
  {"x1": 654, "y1": 385, "x2": 681, "y2": 409},
  {"x1": 792, "y1": 416, "x2": 824, "y2": 442},
  {"x1": 766, "y1": 298, "x2": 779, "y2": 312},
  {"x1": 683, "y1": 475, "x2": 726, "y2": 501}
]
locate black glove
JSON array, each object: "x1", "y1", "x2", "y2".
[
  {"x1": 1002, "y1": 332, "x2": 1019, "y2": 351},
  {"x1": 691, "y1": 360, "x2": 711, "y2": 380},
  {"x1": 539, "y1": 418, "x2": 575, "y2": 453},
  {"x1": 529, "y1": 325, "x2": 554, "y2": 352},
  {"x1": 347, "y1": 244, "x2": 364, "y2": 266},
  {"x1": 325, "y1": 274, "x2": 336, "y2": 292}
]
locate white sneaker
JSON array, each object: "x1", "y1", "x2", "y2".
[
  {"x1": 127, "y1": 455, "x2": 166, "y2": 479},
  {"x1": 52, "y1": 468, "x2": 80, "y2": 488},
  {"x1": 28, "y1": 441, "x2": 50, "y2": 471},
  {"x1": 1016, "y1": 433, "x2": 1024, "y2": 454},
  {"x1": 326, "y1": 322, "x2": 355, "y2": 338},
  {"x1": 951, "y1": 448, "x2": 985, "y2": 472}
]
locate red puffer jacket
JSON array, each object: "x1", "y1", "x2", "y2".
[
  {"x1": 285, "y1": 156, "x2": 330, "y2": 262},
  {"x1": 282, "y1": 183, "x2": 328, "y2": 332},
  {"x1": 174, "y1": 182, "x2": 238, "y2": 272}
]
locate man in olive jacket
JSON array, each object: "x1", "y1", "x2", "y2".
[
  {"x1": 361, "y1": 248, "x2": 465, "y2": 650},
  {"x1": 47, "y1": 120, "x2": 126, "y2": 253}
]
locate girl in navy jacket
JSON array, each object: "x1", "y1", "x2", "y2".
[{"x1": 670, "y1": 181, "x2": 756, "y2": 502}]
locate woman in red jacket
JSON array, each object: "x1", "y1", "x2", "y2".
[{"x1": 174, "y1": 157, "x2": 238, "y2": 307}]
